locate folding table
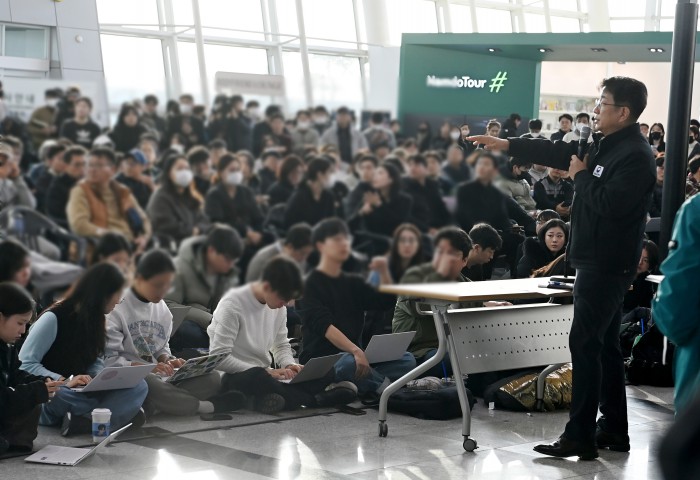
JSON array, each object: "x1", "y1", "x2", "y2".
[{"x1": 378, "y1": 277, "x2": 574, "y2": 452}]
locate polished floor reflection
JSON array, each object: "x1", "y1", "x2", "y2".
[{"x1": 2, "y1": 385, "x2": 673, "y2": 479}]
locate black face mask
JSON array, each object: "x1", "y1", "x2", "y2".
[
  {"x1": 690, "y1": 135, "x2": 696, "y2": 144},
  {"x1": 650, "y1": 132, "x2": 662, "y2": 142}
]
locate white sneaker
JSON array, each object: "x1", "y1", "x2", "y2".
[{"x1": 406, "y1": 376, "x2": 443, "y2": 391}]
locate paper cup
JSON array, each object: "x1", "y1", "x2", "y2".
[{"x1": 91, "y1": 408, "x2": 111, "y2": 443}]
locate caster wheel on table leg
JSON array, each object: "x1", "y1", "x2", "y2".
[
  {"x1": 379, "y1": 422, "x2": 388, "y2": 437},
  {"x1": 463, "y1": 438, "x2": 477, "y2": 452}
]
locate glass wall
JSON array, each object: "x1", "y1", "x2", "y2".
[{"x1": 97, "y1": 0, "x2": 675, "y2": 113}]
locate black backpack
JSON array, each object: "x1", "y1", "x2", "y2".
[
  {"x1": 626, "y1": 323, "x2": 675, "y2": 387},
  {"x1": 387, "y1": 383, "x2": 476, "y2": 420}
]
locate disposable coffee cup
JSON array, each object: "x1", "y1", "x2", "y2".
[{"x1": 92, "y1": 408, "x2": 111, "y2": 443}]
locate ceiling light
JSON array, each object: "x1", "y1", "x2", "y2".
[
  {"x1": 591, "y1": 48, "x2": 607, "y2": 52},
  {"x1": 487, "y1": 48, "x2": 501, "y2": 53},
  {"x1": 538, "y1": 48, "x2": 553, "y2": 53},
  {"x1": 649, "y1": 47, "x2": 665, "y2": 53}
]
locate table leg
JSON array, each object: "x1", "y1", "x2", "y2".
[
  {"x1": 377, "y1": 302, "x2": 451, "y2": 437},
  {"x1": 535, "y1": 363, "x2": 564, "y2": 412}
]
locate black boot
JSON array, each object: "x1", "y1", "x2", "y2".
[{"x1": 596, "y1": 422, "x2": 630, "y2": 452}]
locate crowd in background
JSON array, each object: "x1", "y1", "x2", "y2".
[{"x1": 0, "y1": 84, "x2": 689, "y2": 450}]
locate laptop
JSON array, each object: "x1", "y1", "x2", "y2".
[
  {"x1": 364, "y1": 332, "x2": 416, "y2": 364},
  {"x1": 25, "y1": 423, "x2": 131, "y2": 466},
  {"x1": 279, "y1": 354, "x2": 343, "y2": 384},
  {"x1": 169, "y1": 305, "x2": 192, "y2": 336},
  {"x1": 162, "y1": 352, "x2": 230, "y2": 384},
  {"x1": 70, "y1": 364, "x2": 154, "y2": 393}
]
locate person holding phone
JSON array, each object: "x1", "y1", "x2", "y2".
[
  {"x1": 468, "y1": 76, "x2": 656, "y2": 460},
  {"x1": 0, "y1": 283, "x2": 60, "y2": 454}
]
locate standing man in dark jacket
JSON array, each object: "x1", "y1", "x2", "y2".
[
  {"x1": 403, "y1": 154, "x2": 451, "y2": 233},
  {"x1": 469, "y1": 76, "x2": 656, "y2": 460}
]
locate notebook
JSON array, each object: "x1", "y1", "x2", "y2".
[
  {"x1": 162, "y1": 352, "x2": 230, "y2": 383},
  {"x1": 279, "y1": 354, "x2": 343, "y2": 384},
  {"x1": 364, "y1": 332, "x2": 416, "y2": 364},
  {"x1": 70, "y1": 364, "x2": 154, "y2": 393},
  {"x1": 24, "y1": 423, "x2": 131, "y2": 466}
]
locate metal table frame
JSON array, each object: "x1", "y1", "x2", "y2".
[{"x1": 377, "y1": 279, "x2": 573, "y2": 452}]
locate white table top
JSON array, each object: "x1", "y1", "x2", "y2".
[{"x1": 379, "y1": 277, "x2": 572, "y2": 303}]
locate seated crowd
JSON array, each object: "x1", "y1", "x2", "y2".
[{"x1": 0, "y1": 88, "x2": 675, "y2": 454}]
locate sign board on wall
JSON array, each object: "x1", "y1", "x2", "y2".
[
  {"x1": 214, "y1": 72, "x2": 286, "y2": 97},
  {"x1": 2, "y1": 77, "x2": 103, "y2": 126},
  {"x1": 398, "y1": 45, "x2": 540, "y2": 132}
]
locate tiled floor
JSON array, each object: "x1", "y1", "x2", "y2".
[{"x1": 2, "y1": 385, "x2": 674, "y2": 479}]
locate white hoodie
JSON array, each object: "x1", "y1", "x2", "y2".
[{"x1": 105, "y1": 289, "x2": 173, "y2": 366}]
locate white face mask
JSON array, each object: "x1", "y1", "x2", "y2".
[
  {"x1": 170, "y1": 144, "x2": 184, "y2": 154},
  {"x1": 530, "y1": 132, "x2": 541, "y2": 138},
  {"x1": 180, "y1": 104, "x2": 192, "y2": 115},
  {"x1": 576, "y1": 122, "x2": 587, "y2": 133},
  {"x1": 314, "y1": 116, "x2": 328, "y2": 125},
  {"x1": 450, "y1": 131, "x2": 461, "y2": 141},
  {"x1": 297, "y1": 121, "x2": 311, "y2": 130},
  {"x1": 225, "y1": 171, "x2": 243, "y2": 186},
  {"x1": 325, "y1": 173, "x2": 337, "y2": 189},
  {"x1": 248, "y1": 108, "x2": 260, "y2": 118},
  {"x1": 173, "y1": 169, "x2": 193, "y2": 188},
  {"x1": 46, "y1": 98, "x2": 59, "y2": 108}
]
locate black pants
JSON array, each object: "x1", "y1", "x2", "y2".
[
  {"x1": 221, "y1": 367, "x2": 330, "y2": 410},
  {"x1": 0, "y1": 405, "x2": 41, "y2": 451},
  {"x1": 564, "y1": 269, "x2": 635, "y2": 443}
]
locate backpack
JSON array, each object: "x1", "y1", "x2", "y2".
[
  {"x1": 387, "y1": 383, "x2": 476, "y2": 420},
  {"x1": 626, "y1": 323, "x2": 675, "y2": 387},
  {"x1": 482, "y1": 365, "x2": 573, "y2": 412}
]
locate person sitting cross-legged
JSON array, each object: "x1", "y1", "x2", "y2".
[
  {"x1": 106, "y1": 249, "x2": 246, "y2": 417},
  {"x1": 298, "y1": 218, "x2": 416, "y2": 400},
  {"x1": 393, "y1": 227, "x2": 506, "y2": 378},
  {"x1": 212, "y1": 256, "x2": 357, "y2": 414}
]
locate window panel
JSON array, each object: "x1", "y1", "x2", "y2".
[
  {"x1": 610, "y1": 19, "x2": 646, "y2": 32},
  {"x1": 548, "y1": 0, "x2": 580, "y2": 12},
  {"x1": 96, "y1": 0, "x2": 159, "y2": 29},
  {"x1": 275, "y1": 0, "x2": 300, "y2": 40},
  {"x1": 386, "y1": 0, "x2": 439, "y2": 46},
  {"x1": 101, "y1": 35, "x2": 166, "y2": 107},
  {"x1": 308, "y1": 54, "x2": 363, "y2": 113},
  {"x1": 206, "y1": 44, "x2": 269, "y2": 99},
  {"x1": 177, "y1": 41, "x2": 201, "y2": 101},
  {"x1": 550, "y1": 16, "x2": 581, "y2": 33},
  {"x1": 282, "y1": 51, "x2": 306, "y2": 113},
  {"x1": 197, "y1": 0, "x2": 265, "y2": 40},
  {"x1": 660, "y1": 0, "x2": 676, "y2": 17},
  {"x1": 5, "y1": 27, "x2": 47, "y2": 59},
  {"x1": 450, "y1": 4, "x2": 473, "y2": 33},
  {"x1": 608, "y1": 0, "x2": 646, "y2": 18},
  {"x1": 172, "y1": 0, "x2": 194, "y2": 26},
  {"x1": 302, "y1": 0, "x2": 357, "y2": 47},
  {"x1": 524, "y1": 13, "x2": 548, "y2": 33},
  {"x1": 474, "y1": 7, "x2": 513, "y2": 33}
]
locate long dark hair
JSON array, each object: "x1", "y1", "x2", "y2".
[
  {"x1": 377, "y1": 162, "x2": 402, "y2": 200},
  {"x1": 388, "y1": 223, "x2": 424, "y2": 281},
  {"x1": 0, "y1": 282, "x2": 35, "y2": 318},
  {"x1": 160, "y1": 153, "x2": 203, "y2": 207},
  {"x1": 49, "y1": 263, "x2": 125, "y2": 364},
  {"x1": 0, "y1": 240, "x2": 29, "y2": 282},
  {"x1": 537, "y1": 219, "x2": 569, "y2": 254},
  {"x1": 115, "y1": 103, "x2": 140, "y2": 129}
]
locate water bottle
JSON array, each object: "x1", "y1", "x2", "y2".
[
  {"x1": 367, "y1": 270, "x2": 380, "y2": 288},
  {"x1": 11, "y1": 211, "x2": 24, "y2": 235}
]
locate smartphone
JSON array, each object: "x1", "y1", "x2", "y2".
[
  {"x1": 338, "y1": 405, "x2": 366, "y2": 416},
  {"x1": 200, "y1": 413, "x2": 233, "y2": 421}
]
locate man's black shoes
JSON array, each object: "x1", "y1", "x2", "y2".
[
  {"x1": 596, "y1": 426, "x2": 630, "y2": 452},
  {"x1": 534, "y1": 436, "x2": 599, "y2": 461}
]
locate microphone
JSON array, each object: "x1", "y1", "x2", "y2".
[{"x1": 577, "y1": 125, "x2": 592, "y2": 160}]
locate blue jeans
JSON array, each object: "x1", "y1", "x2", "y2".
[
  {"x1": 417, "y1": 349, "x2": 453, "y2": 379},
  {"x1": 334, "y1": 352, "x2": 416, "y2": 394},
  {"x1": 40, "y1": 380, "x2": 148, "y2": 429}
]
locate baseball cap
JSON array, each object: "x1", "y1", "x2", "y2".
[{"x1": 127, "y1": 149, "x2": 148, "y2": 166}]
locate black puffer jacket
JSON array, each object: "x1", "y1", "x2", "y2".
[
  {"x1": 516, "y1": 237, "x2": 561, "y2": 278},
  {"x1": 0, "y1": 342, "x2": 48, "y2": 420},
  {"x1": 508, "y1": 124, "x2": 656, "y2": 275}
]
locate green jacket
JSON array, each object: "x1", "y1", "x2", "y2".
[
  {"x1": 165, "y1": 235, "x2": 240, "y2": 329},
  {"x1": 392, "y1": 263, "x2": 481, "y2": 358},
  {"x1": 653, "y1": 194, "x2": 700, "y2": 413}
]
